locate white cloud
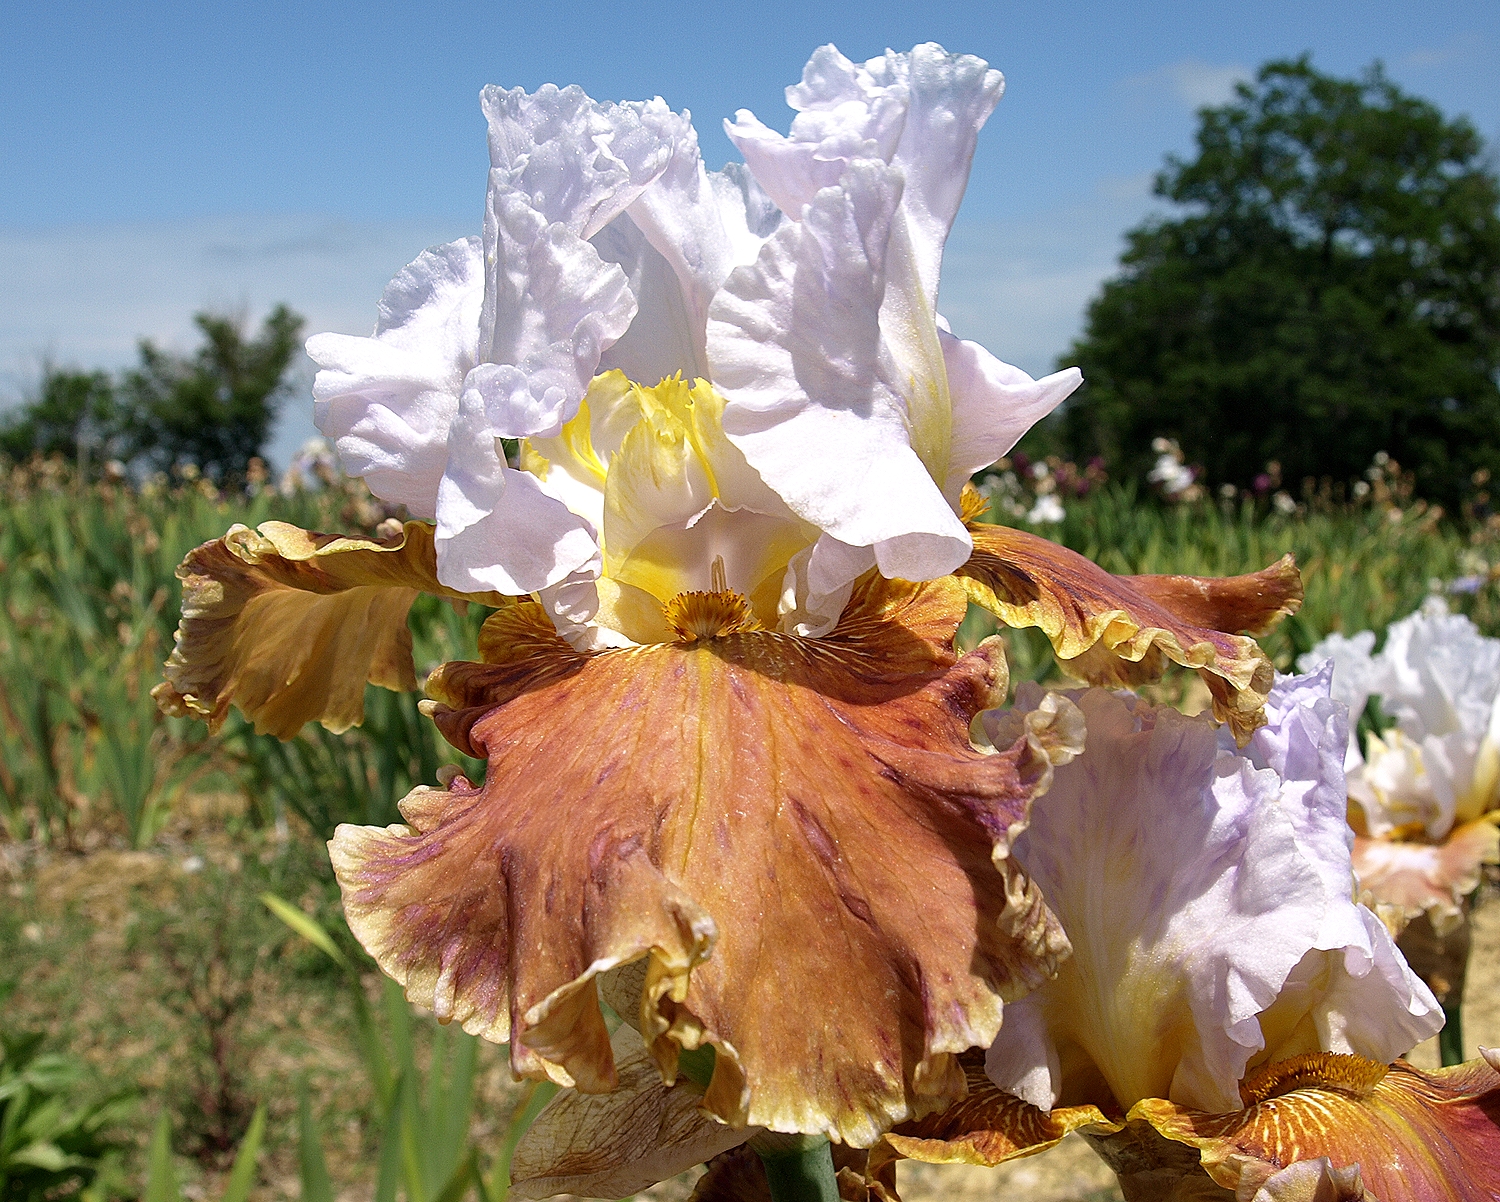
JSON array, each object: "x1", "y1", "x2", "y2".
[
  {"x1": 1125, "y1": 59, "x2": 1251, "y2": 110},
  {"x1": 0, "y1": 214, "x2": 470, "y2": 466}
]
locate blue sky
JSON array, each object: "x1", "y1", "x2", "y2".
[{"x1": 3, "y1": 0, "x2": 1497, "y2": 463}]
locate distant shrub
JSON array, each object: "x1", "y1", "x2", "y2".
[{"x1": 0, "y1": 306, "x2": 303, "y2": 484}]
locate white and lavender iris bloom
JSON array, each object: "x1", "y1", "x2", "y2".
[
  {"x1": 981, "y1": 668, "x2": 1440, "y2": 1116},
  {"x1": 1302, "y1": 599, "x2": 1500, "y2": 840},
  {"x1": 306, "y1": 43, "x2": 1081, "y2": 647}
]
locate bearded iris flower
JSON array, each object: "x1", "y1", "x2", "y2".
[
  {"x1": 157, "y1": 42, "x2": 1309, "y2": 1168},
  {"x1": 1301, "y1": 602, "x2": 1500, "y2": 938},
  {"x1": 867, "y1": 673, "x2": 1500, "y2": 1201}
]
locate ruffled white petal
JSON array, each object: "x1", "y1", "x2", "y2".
[
  {"x1": 471, "y1": 185, "x2": 638, "y2": 439},
  {"x1": 1372, "y1": 600, "x2": 1500, "y2": 832},
  {"x1": 429, "y1": 88, "x2": 671, "y2": 597},
  {"x1": 1231, "y1": 664, "x2": 1359, "y2": 948},
  {"x1": 481, "y1": 85, "x2": 674, "y2": 238},
  {"x1": 455, "y1": 88, "x2": 679, "y2": 528},
  {"x1": 534, "y1": 560, "x2": 636, "y2": 652},
  {"x1": 622, "y1": 110, "x2": 784, "y2": 381},
  {"x1": 306, "y1": 47, "x2": 1064, "y2": 641},
  {"x1": 726, "y1": 43, "x2": 1001, "y2": 303},
  {"x1": 1302, "y1": 602, "x2": 1500, "y2": 837},
  {"x1": 709, "y1": 160, "x2": 971, "y2": 584},
  {"x1": 744, "y1": 45, "x2": 998, "y2": 488},
  {"x1": 1298, "y1": 629, "x2": 1383, "y2": 780},
  {"x1": 337, "y1": 84, "x2": 682, "y2": 600},
  {"x1": 1260, "y1": 907, "x2": 1440, "y2": 1068},
  {"x1": 307, "y1": 237, "x2": 483, "y2": 519},
  {"x1": 1240, "y1": 667, "x2": 1440, "y2": 1065},
  {"x1": 1370, "y1": 599, "x2": 1500, "y2": 748},
  {"x1": 940, "y1": 329, "x2": 1082, "y2": 501},
  {"x1": 983, "y1": 674, "x2": 1440, "y2": 1116},
  {"x1": 433, "y1": 392, "x2": 598, "y2": 595},
  {"x1": 592, "y1": 216, "x2": 703, "y2": 386},
  {"x1": 714, "y1": 44, "x2": 1063, "y2": 577}
]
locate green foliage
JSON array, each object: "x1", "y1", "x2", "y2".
[
  {"x1": 230, "y1": 612, "x2": 487, "y2": 841},
  {"x1": 1, "y1": 307, "x2": 302, "y2": 483},
  {"x1": 119, "y1": 307, "x2": 304, "y2": 482},
  {"x1": 143, "y1": 1104, "x2": 265, "y2": 1202},
  {"x1": 126, "y1": 854, "x2": 316, "y2": 1163},
  {"x1": 0, "y1": 372, "x2": 116, "y2": 466},
  {"x1": 227, "y1": 594, "x2": 487, "y2": 840},
  {"x1": 0, "y1": 458, "x2": 413, "y2": 846},
  {"x1": 1056, "y1": 57, "x2": 1500, "y2": 507},
  {"x1": 264, "y1": 901, "x2": 489, "y2": 1202},
  {"x1": 0, "y1": 1002, "x2": 133, "y2": 1202}
]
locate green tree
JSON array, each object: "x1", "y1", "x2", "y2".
[
  {"x1": 1057, "y1": 57, "x2": 1500, "y2": 506},
  {"x1": 0, "y1": 368, "x2": 116, "y2": 465},
  {"x1": 120, "y1": 305, "x2": 304, "y2": 481}
]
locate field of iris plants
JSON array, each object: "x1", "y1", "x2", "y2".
[{"x1": 2, "y1": 450, "x2": 1496, "y2": 1202}]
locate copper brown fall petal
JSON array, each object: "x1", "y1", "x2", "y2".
[
  {"x1": 1352, "y1": 819, "x2": 1500, "y2": 937},
  {"x1": 867, "y1": 1053, "x2": 1113, "y2": 1179},
  {"x1": 153, "y1": 520, "x2": 507, "y2": 738},
  {"x1": 956, "y1": 522, "x2": 1301, "y2": 741},
  {"x1": 330, "y1": 575, "x2": 1081, "y2": 1145},
  {"x1": 874, "y1": 1051, "x2": 1500, "y2": 1200},
  {"x1": 1131, "y1": 1052, "x2": 1500, "y2": 1200}
]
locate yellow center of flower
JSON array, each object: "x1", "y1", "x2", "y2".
[
  {"x1": 662, "y1": 592, "x2": 763, "y2": 642},
  {"x1": 522, "y1": 372, "x2": 817, "y2": 644},
  {"x1": 660, "y1": 555, "x2": 764, "y2": 641},
  {"x1": 1238, "y1": 1052, "x2": 1388, "y2": 1106}
]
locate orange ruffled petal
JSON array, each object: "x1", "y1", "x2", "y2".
[
  {"x1": 868, "y1": 1053, "x2": 1114, "y2": 1179},
  {"x1": 331, "y1": 575, "x2": 1083, "y2": 1145},
  {"x1": 154, "y1": 521, "x2": 507, "y2": 738},
  {"x1": 1131, "y1": 1052, "x2": 1500, "y2": 1200},
  {"x1": 956, "y1": 521, "x2": 1301, "y2": 742},
  {"x1": 874, "y1": 1051, "x2": 1500, "y2": 1199}
]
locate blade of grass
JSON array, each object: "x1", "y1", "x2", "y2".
[
  {"x1": 297, "y1": 1080, "x2": 334, "y2": 1202},
  {"x1": 260, "y1": 894, "x2": 351, "y2": 971},
  {"x1": 143, "y1": 1113, "x2": 178, "y2": 1202},
  {"x1": 397, "y1": 1070, "x2": 429, "y2": 1202},
  {"x1": 220, "y1": 1102, "x2": 266, "y2": 1202},
  {"x1": 489, "y1": 1080, "x2": 558, "y2": 1200},
  {"x1": 372, "y1": 1078, "x2": 405, "y2": 1202}
]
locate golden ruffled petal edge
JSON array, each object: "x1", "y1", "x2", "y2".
[
  {"x1": 865, "y1": 1053, "x2": 1114, "y2": 1181},
  {"x1": 153, "y1": 520, "x2": 507, "y2": 739},
  {"x1": 872, "y1": 1051, "x2": 1500, "y2": 1201},
  {"x1": 331, "y1": 576, "x2": 1083, "y2": 1147},
  {"x1": 1135, "y1": 1052, "x2": 1500, "y2": 1200},
  {"x1": 956, "y1": 519, "x2": 1301, "y2": 742}
]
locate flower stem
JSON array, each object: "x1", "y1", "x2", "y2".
[
  {"x1": 749, "y1": 1132, "x2": 840, "y2": 1202},
  {"x1": 1440, "y1": 1000, "x2": 1464, "y2": 1067}
]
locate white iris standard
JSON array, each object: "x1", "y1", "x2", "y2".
[{"x1": 306, "y1": 43, "x2": 1081, "y2": 647}]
